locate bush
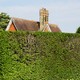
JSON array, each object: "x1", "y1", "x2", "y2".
[
  {"x1": 76, "y1": 27, "x2": 80, "y2": 33},
  {"x1": 0, "y1": 31, "x2": 80, "y2": 80}
]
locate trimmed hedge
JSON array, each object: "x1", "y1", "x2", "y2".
[{"x1": 0, "y1": 31, "x2": 80, "y2": 80}]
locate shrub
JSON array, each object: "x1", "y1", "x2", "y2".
[
  {"x1": 76, "y1": 27, "x2": 80, "y2": 33},
  {"x1": 0, "y1": 31, "x2": 80, "y2": 80}
]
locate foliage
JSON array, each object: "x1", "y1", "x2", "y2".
[
  {"x1": 0, "y1": 12, "x2": 10, "y2": 30},
  {"x1": 76, "y1": 27, "x2": 80, "y2": 33},
  {"x1": 0, "y1": 31, "x2": 80, "y2": 80}
]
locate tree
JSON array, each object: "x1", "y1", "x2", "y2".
[
  {"x1": 0, "y1": 12, "x2": 10, "y2": 30},
  {"x1": 76, "y1": 27, "x2": 80, "y2": 33}
]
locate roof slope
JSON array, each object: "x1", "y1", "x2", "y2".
[
  {"x1": 7, "y1": 17, "x2": 61, "y2": 32},
  {"x1": 12, "y1": 18, "x2": 40, "y2": 31},
  {"x1": 49, "y1": 24, "x2": 61, "y2": 32}
]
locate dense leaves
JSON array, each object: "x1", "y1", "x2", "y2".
[
  {"x1": 0, "y1": 13, "x2": 10, "y2": 30},
  {"x1": 0, "y1": 31, "x2": 80, "y2": 80},
  {"x1": 76, "y1": 27, "x2": 80, "y2": 33}
]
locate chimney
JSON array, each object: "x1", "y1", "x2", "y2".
[{"x1": 39, "y1": 8, "x2": 49, "y2": 31}]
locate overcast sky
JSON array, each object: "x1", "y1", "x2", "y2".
[{"x1": 0, "y1": 0, "x2": 80, "y2": 33}]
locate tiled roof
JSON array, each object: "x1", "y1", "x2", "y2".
[
  {"x1": 12, "y1": 18, "x2": 40, "y2": 31},
  {"x1": 11, "y1": 17, "x2": 61, "y2": 32},
  {"x1": 49, "y1": 24, "x2": 61, "y2": 32}
]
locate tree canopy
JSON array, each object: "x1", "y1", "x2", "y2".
[
  {"x1": 0, "y1": 12, "x2": 10, "y2": 30},
  {"x1": 76, "y1": 27, "x2": 80, "y2": 33}
]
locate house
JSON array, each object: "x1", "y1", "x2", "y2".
[{"x1": 6, "y1": 8, "x2": 61, "y2": 32}]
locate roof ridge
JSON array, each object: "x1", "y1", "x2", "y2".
[{"x1": 11, "y1": 17, "x2": 39, "y2": 22}]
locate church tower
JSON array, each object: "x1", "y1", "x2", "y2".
[{"x1": 39, "y1": 8, "x2": 49, "y2": 31}]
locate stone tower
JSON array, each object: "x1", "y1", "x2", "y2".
[{"x1": 39, "y1": 8, "x2": 49, "y2": 31}]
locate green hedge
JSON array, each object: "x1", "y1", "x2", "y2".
[{"x1": 0, "y1": 31, "x2": 80, "y2": 80}]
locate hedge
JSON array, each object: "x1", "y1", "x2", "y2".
[{"x1": 0, "y1": 31, "x2": 80, "y2": 80}]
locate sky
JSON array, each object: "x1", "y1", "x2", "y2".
[{"x1": 0, "y1": 0, "x2": 80, "y2": 33}]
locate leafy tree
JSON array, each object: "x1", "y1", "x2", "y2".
[
  {"x1": 76, "y1": 27, "x2": 80, "y2": 33},
  {"x1": 0, "y1": 12, "x2": 10, "y2": 30}
]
